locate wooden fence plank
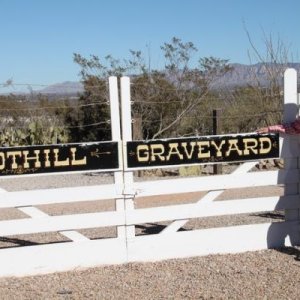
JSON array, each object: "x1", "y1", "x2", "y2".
[
  {"x1": 128, "y1": 221, "x2": 300, "y2": 262},
  {"x1": 126, "y1": 195, "x2": 299, "y2": 225},
  {"x1": 0, "y1": 238, "x2": 127, "y2": 277},
  {"x1": 0, "y1": 184, "x2": 117, "y2": 208},
  {"x1": 0, "y1": 211, "x2": 124, "y2": 236},
  {"x1": 161, "y1": 161, "x2": 259, "y2": 235},
  {"x1": 18, "y1": 206, "x2": 90, "y2": 242},
  {"x1": 134, "y1": 170, "x2": 298, "y2": 197}
]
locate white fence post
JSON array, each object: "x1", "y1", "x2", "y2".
[
  {"x1": 120, "y1": 76, "x2": 136, "y2": 239},
  {"x1": 109, "y1": 76, "x2": 126, "y2": 239},
  {"x1": 283, "y1": 68, "x2": 300, "y2": 222}
]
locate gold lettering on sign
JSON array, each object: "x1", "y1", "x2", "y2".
[
  {"x1": 243, "y1": 138, "x2": 258, "y2": 155},
  {"x1": 7, "y1": 151, "x2": 22, "y2": 169},
  {"x1": 0, "y1": 142, "x2": 117, "y2": 175},
  {"x1": 70, "y1": 147, "x2": 87, "y2": 165},
  {"x1": 128, "y1": 134, "x2": 278, "y2": 168},
  {"x1": 0, "y1": 153, "x2": 4, "y2": 170},
  {"x1": 166, "y1": 143, "x2": 183, "y2": 161},
  {"x1": 211, "y1": 140, "x2": 226, "y2": 157},
  {"x1": 137, "y1": 145, "x2": 149, "y2": 162},
  {"x1": 150, "y1": 144, "x2": 165, "y2": 161},
  {"x1": 259, "y1": 137, "x2": 272, "y2": 154},
  {"x1": 44, "y1": 149, "x2": 51, "y2": 167},
  {"x1": 197, "y1": 141, "x2": 210, "y2": 158},
  {"x1": 225, "y1": 139, "x2": 242, "y2": 157},
  {"x1": 23, "y1": 150, "x2": 41, "y2": 168},
  {"x1": 181, "y1": 142, "x2": 196, "y2": 159},
  {"x1": 53, "y1": 148, "x2": 70, "y2": 167}
]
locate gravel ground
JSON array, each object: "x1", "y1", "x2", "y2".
[
  {"x1": 0, "y1": 171, "x2": 299, "y2": 299},
  {"x1": 0, "y1": 250, "x2": 299, "y2": 299}
]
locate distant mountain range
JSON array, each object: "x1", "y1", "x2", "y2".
[
  {"x1": 19, "y1": 63, "x2": 300, "y2": 96},
  {"x1": 37, "y1": 81, "x2": 84, "y2": 96},
  {"x1": 214, "y1": 63, "x2": 300, "y2": 88}
]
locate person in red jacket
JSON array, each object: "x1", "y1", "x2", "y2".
[{"x1": 257, "y1": 117, "x2": 300, "y2": 134}]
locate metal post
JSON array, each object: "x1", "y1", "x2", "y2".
[
  {"x1": 213, "y1": 109, "x2": 222, "y2": 174},
  {"x1": 133, "y1": 114, "x2": 143, "y2": 177}
]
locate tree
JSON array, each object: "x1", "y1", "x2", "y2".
[
  {"x1": 131, "y1": 37, "x2": 231, "y2": 139},
  {"x1": 242, "y1": 28, "x2": 291, "y2": 127},
  {"x1": 70, "y1": 37, "x2": 232, "y2": 141},
  {"x1": 64, "y1": 54, "x2": 129, "y2": 142},
  {"x1": 64, "y1": 76, "x2": 111, "y2": 142}
]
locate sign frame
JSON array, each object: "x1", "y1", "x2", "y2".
[
  {"x1": 124, "y1": 133, "x2": 280, "y2": 170},
  {"x1": 0, "y1": 141, "x2": 121, "y2": 177}
]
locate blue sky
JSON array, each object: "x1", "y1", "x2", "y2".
[{"x1": 0, "y1": 0, "x2": 299, "y2": 87}]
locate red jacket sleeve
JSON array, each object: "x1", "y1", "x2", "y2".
[{"x1": 268, "y1": 117, "x2": 300, "y2": 134}]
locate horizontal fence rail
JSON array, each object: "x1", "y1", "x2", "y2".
[
  {"x1": 0, "y1": 184, "x2": 120, "y2": 208},
  {"x1": 0, "y1": 211, "x2": 125, "y2": 237},
  {"x1": 127, "y1": 221, "x2": 300, "y2": 262},
  {"x1": 126, "y1": 195, "x2": 300, "y2": 225},
  {"x1": 132, "y1": 170, "x2": 297, "y2": 197},
  {"x1": 0, "y1": 239, "x2": 127, "y2": 277}
]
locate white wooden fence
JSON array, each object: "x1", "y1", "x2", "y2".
[{"x1": 0, "y1": 69, "x2": 299, "y2": 277}]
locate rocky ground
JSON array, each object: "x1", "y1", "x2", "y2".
[{"x1": 0, "y1": 249, "x2": 299, "y2": 299}]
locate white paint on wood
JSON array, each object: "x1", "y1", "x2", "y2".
[
  {"x1": 128, "y1": 221, "x2": 300, "y2": 262},
  {"x1": 283, "y1": 68, "x2": 298, "y2": 122},
  {"x1": 13, "y1": 197, "x2": 90, "y2": 242},
  {"x1": 0, "y1": 238, "x2": 126, "y2": 277},
  {"x1": 134, "y1": 170, "x2": 297, "y2": 197},
  {"x1": 231, "y1": 161, "x2": 258, "y2": 174},
  {"x1": 0, "y1": 211, "x2": 124, "y2": 237},
  {"x1": 59, "y1": 230, "x2": 90, "y2": 242},
  {"x1": 19, "y1": 207, "x2": 91, "y2": 242},
  {"x1": 126, "y1": 195, "x2": 299, "y2": 225},
  {"x1": 161, "y1": 162, "x2": 258, "y2": 235},
  {"x1": 18, "y1": 207, "x2": 49, "y2": 218},
  {"x1": 109, "y1": 76, "x2": 122, "y2": 141},
  {"x1": 121, "y1": 76, "x2": 136, "y2": 239},
  {"x1": 0, "y1": 184, "x2": 117, "y2": 208},
  {"x1": 198, "y1": 190, "x2": 224, "y2": 204},
  {"x1": 283, "y1": 69, "x2": 300, "y2": 222},
  {"x1": 160, "y1": 190, "x2": 224, "y2": 234}
]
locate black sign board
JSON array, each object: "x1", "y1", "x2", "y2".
[
  {"x1": 126, "y1": 133, "x2": 279, "y2": 169},
  {"x1": 0, "y1": 141, "x2": 119, "y2": 176}
]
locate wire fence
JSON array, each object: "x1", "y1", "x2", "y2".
[{"x1": 0, "y1": 79, "x2": 284, "y2": 144}]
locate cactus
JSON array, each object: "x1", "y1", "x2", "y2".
[{"x1": 0, "y1": 118, "x2": 68, "y2": 146}]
